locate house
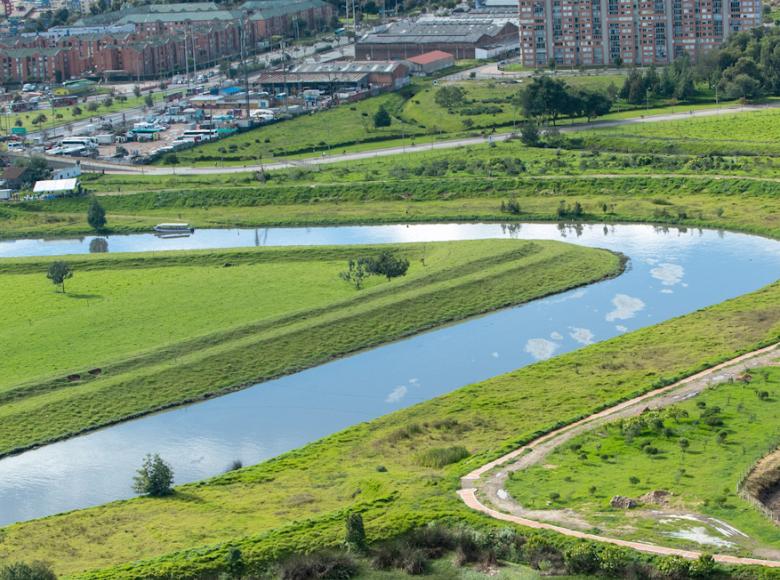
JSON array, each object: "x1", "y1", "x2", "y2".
[
  {"x1": 52, "y1": 163, "x2": 82, "y2": 180},
  {"x1": 2, "y1": 166, "x2": 30, "y2": 190},
  {"x1": 405, "y1": 50, "x2": 455, "y2": 75},
  {"x1": 33, "y1": 178, "x2": 80, "y2": 197}
]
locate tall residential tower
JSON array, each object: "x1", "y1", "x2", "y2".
[{"x1": 518, "y1": 0, "x2": 762, "y2": 66}]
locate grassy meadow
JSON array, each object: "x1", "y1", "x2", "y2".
[
  {"x1": 165, "y1": 74, "x2": 731, "y2": 165},
  {"x1": 506, "y1": 368, "x2": 780, "y2": 552},
  {"x1": 581, "y1": 107, "x2": 780, "y2": 156},
  {"x1": 0, "y1": 239, "x2": 622, "y2": 456},
  {"x1": 0, "y1": 270, "x2": 778, "y2": 578}
]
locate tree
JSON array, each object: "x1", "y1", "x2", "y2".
[
  {"x1": 144, "y1": 94, "x2": 154, "y2": 108},
  {"x1": 31, "y1": 113, "x2": 47, "y2": 128},
  {"x1": 434, "y1": 85, "x2": 465, "y2": 109},
  {"x1": 86, "y1": 101, "x2": 99, "y2": 112},
  {"x1": 71, "y1": 105, "x2": 82, "y2": 116},
  {"x1": 577, "y1": 89, "x2": 612, "y2": 121},
  {"x1": 0, "y1": 561, "x2": 57, "y2": 580},
  {"x1": 519, "y1": 121, "x2": 540, "y2": 146},
  {"x1": 519, "y1": 76, "x2": 571, "y2": 125},
  {"x1": 345, "y1": 512, "x2": 367, "y2": 552},
  {"x1": 365, "y1": 251, "x2": 409, "y2": 280},
  {"x1": 47, "y1": 261, "x2": 72, "y2": 293},
  {"x1": 102, "y1": 96, "x2": 113, "y2": 108},
  {"x1": 340, "y1": 258, "x2": 370, "y2": 290},
  {"x1": 87, "y1": 197, "x2": 106, "y2": 231},
  {"x1": 373, "y1": 105, "x2": 391, "y2": 128},
  {"x1": 132, "y1": 453, "x2": 174, "y2": 496},
  {"x1": 133, "y1": 84, "x2": 141, "y2": 98},
  {"x1": 17, "y1": 156, "x2": 50, "y2": 185},
  {"x1": 679, "y1": 438, "x2": 690, "y2": 452}
]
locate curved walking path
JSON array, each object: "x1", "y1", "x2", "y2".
[
  {"x1": 63, "y1": 100, "x2": 780, "y2": 175},
  {"x1": 459, "y1": 342, "x2": 780, "y2": 567}
]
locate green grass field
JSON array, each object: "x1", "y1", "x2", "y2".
[
  {"x1": 581, "y1": 107, "x2": 780, "y2": 155},
  {"x1": 0, "y1": 239, "x2": 621, "y2": 457},
  {"x1": 3, "y1": 92, "x2": 167, "y2": 134},
  {"x1": 0, "y1": 268, "x2": 777, "y2": 578},
  {"x1": 165, "y1": 74, "x2": 726, "y2": 166},
  {"x1": 506, "y1": 368, "x2": 780, "y2": 553}
]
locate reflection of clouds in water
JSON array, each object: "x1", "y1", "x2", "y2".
[
  {"x1": 661, "y1": 289, "x2": 673, "y2": 294},
  {"x1": 386, "y1": 386, "x2": 407, "y2": 403},
  {"x1": 650, "y1": 263, "x2": 684, "y2": 286},
  {"x1": 550, "y1": 331, "x2": 563, "y2": 341},
  {"x1": 569, "y1": 327, "x2": 594, "y2": 345},
  {"x1": 543, "y1": 289, "x2": 586, "y2": 304},
  {"x1": 491, "y1": 352, "x2": 500, "y2": 358},
  {"x1": 409, "y1": 378, "x2": 418, "y2": 385},
  {"x1": 616, "y1": 325, "x2": 628, "y2": 333},
  {"x1": 606, "y1": 294, "x2": 645, "y2": 322},
  {"x1": 525, "y1": 338, "x2": 559, "y2": 360}
]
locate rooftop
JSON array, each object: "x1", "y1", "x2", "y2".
[
  {"x1": 257, "y1": 71, "x2": 370, "y2": 84},
  {"x1": 291, "y1": 60, "x2": 405, "y2": 74},
  {"x1": 358, "y1": 18, "x2": 516, "y2": 45},
  {"x1": 406, "y1": 50, "x2": 454, "y2": 64},
  {"x1": 33, "y1": 178, "x2": 78, "y2": 193}
]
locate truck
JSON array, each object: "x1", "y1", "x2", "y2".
[{"x1": 94, "y1": 134, "x2": 114, "y2": 145}]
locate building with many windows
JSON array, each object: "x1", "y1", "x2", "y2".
[{"x1": 517, "y1": 0, "x2": 762, "y2": 67}]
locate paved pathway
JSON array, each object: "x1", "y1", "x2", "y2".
[
  {"x1": 459, "y1": 343, "x2": 780, "y2": 567},
  {"x1": 70, "y1": 101, "x2": 780, "y2": 176}
]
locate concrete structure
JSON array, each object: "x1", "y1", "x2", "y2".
[
  {"x1": 405, "y1": 50, "x2": 455, "y2": 74},
  {"x1": 356, "y1": 18, "x2": 519, "y2": 60},
  {"x1": 518, "y1": 0, "x2": 763, "y2": 67}
]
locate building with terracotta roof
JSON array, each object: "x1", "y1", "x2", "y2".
[{"x1": 404, "y1": 50, "x2": 455, "y2": 74}]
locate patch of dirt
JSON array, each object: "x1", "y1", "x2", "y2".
[{"x1": 741, "y1": 448, "x2": 780, "y2": 524}]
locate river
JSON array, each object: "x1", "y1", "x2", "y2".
[{"x1": 0, "y1": 222, "x2": 778, "y2": 526}]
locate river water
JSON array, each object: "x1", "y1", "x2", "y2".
[{"x1": 0, "y1": 222, "x2": 778, "y2": 526}]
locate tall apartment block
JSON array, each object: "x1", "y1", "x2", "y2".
[{"x1": 518, "y1": 0, "x2": 762, "y2": 67}]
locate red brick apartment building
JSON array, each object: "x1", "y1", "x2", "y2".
[
  {"x1": 0, "y1": 0, "x2": 333, "y2": 84},
  {"x1": 518, "y1": 0, "x2": 762, "y2": 67}
]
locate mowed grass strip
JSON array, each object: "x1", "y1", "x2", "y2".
[
  {"x1": 506, "y1": 367, "x2": 780, "y2": 551},
  {"x1": 1, "y1": 273, "x2": 778, "y2": 578},
  {"x1": 0, "y1": 239, "x2": 622, "y2": 456}
]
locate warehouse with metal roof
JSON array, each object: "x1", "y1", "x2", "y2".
[{"x1": 356, "y1": 18, "x2": 518, "y2": 60}]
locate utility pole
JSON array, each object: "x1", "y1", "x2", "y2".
[{"x1": 241, "y1": 12, "x2": 252, "y2": 123}]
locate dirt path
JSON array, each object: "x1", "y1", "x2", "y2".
[{"x1": 459, "y1": 342, "x2": 780, "y2": 567}]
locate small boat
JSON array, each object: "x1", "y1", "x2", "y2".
[{"x1": 153, "y1": 223, "x2": 194, "y2": 234}]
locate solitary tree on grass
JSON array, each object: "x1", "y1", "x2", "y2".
[
  {"x1": 373, "y1": 105, "x2": 391, "y2": 128},
  {"x1": 133, "y1": 453, "x2": 174, "y2": 497},
  {"x1": 87, "y1": 197, "x2": 106, "y2": 231},
  {"x1": 47, "y1": 261, "x2": 72, "y2": 293}
]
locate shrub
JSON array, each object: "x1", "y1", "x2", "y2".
[
  {"x1": 524, "y1": 536, "x2": 565, "y2": 573},
  {"x1": 279, "y1": 552, "x2": 358, "y2": 580},
  {"x1": 406, "y1": 523, "x2": 455, "y2": 558},
  {"x1": 0, "y1": 562, "x2": 56, "y2": 580},
  {"x1": 656, "y1": 554, "x2": 692, "y2": 578},
  {"x1": 689, "y1": 553, "x2": 717, "y2": 577},
  {"x1": 416, "y1": 446, "x2": 470, "y2": 468},
  {"x1": 597, "y1": 544, "x2": 630, "y2": 576},
  {"x1": 564, "y1": 542, "x2": 600, "y2": 574},
  {"x1": 345, "y1": 513, "x2": 366, "y2": 552},
  {"x1": 364, "y1": 251, "x2": 409, "y2": 280}
]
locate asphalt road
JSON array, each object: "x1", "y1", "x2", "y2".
[{"x1": 71, "y1": 100, "x2": 780, "y2": 176}]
